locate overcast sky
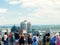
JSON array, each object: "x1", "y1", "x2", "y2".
[{"x1": 0, "y1": 0, "x2": 60, "y2": 25}]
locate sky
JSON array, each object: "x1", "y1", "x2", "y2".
[{"x1": 0, "y1": 0, "x2": 60, "y2": 25}]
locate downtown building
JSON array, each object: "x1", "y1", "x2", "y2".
[{"x1": 20, "y1": 20, "x2": 32, "y2": 33}]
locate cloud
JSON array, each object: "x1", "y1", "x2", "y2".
[
  {"x1": 7, "y1": 0, "x2": 20, "y2": 5},
  {"x1": 0, "y1": 8, "x2": 8, "y2": 13},
  {"x1": 0, "y1": 16, "x2": 7, "y2": 25},
  {"x1": 4, "y1": 0, "x2": 60, "y2": 25},
  {"x1": 8, "y1": 0, "x2": 20, "y2": 5},
  {"x1": 7, "y1": 0, "x2": 60, "y2": 8},
  {"x1": 20, "y1": 0, "x2": 60, "y2": 7},
  {"x1": 26, "y1": 8, "x2": 60, "y2": 25},
  {"x1": 0, "y1": 16, "x2": 5, "y2": 20}
]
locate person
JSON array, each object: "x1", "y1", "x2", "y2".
[
  {"x1": 19, "y1": 33, "x2": 25, "y2": 45},
  {"x1": 2, "y1": 32, "x2": 8, "y2": 45},
  {"x1": 45, "y1": 33, "x2": 50, "y2": 45},
  {"x1": 32, "y1": 34, "x2": 38, "y2": 45},
  {"x1": 28, "y1": 33, "x2": 33, "y2": 45},
  {"x1": 50, "y1": 36, "x2": 56, "y2": 45},
  {"x1": 38, "y1": 40, "x2": 41, "y2": 45},
  {"x1": 9, "y1": 32, "x2": 15, "y2": 45},
  {"x1": 43, "y1": 35, "x2": 46, "y2": 45},
  {"x1": 15, "y1": 31, "x2": 19, "y2": 45},
  {"x1": 0, "y1": 35, "x2": 1, "y2": 45},
  {"x1": 38, "y1": 35, "x2": 41, "y2": 45},
  {"x1": 56, "y1": 33, "x2": 60, "y2": 45}
]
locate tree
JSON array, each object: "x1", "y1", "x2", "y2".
[{"x1": 11, "y1": 25, "x2": 18, "y2": 32}]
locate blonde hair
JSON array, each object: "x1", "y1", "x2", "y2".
[
  {"x1": 20, "y1": 33, "x2": 24, "y2": 37},
  {"x1": 28, "y1": 33, "x2": 32, "y2": 38}
]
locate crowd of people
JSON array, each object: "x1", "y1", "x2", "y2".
[
  {"x1": 0, "y1": 31, "x2": 40, "y2": 45},
  {"x1": 43, "y1": 33, "x2": 60, "y2": 45},
  {"x1": 0, "y1": 31, "x2": 60, "y2": 45}
]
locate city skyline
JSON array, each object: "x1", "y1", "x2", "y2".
[{"x1": 0, "y1": 0, "x2": 60, "y2": 25}]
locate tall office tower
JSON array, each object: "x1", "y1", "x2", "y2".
[{"x1": 20, "y1": 20, "x2": 32, "y2": 33}]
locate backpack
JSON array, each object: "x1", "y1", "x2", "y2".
[
  {"x1": 33, "y1": 37, "x2": 37, "y2": 42},
  {"x1": 12, "y1": 35, "x2": 15, "y2": 41}
]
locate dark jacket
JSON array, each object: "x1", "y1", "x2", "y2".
[
  {"x1": 28, "y1": 37, "x2": 33, "y2": 44},
  {"x1": 15, "y1": 32, "x2": 19, "y2": 39}
]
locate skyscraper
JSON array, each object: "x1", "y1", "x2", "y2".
[
  {"x1": 20, "y1": 20, "x2": 32, "y2": 33},
  {"x1": 27, "y1": 22, "x2": 32, "y2": 32}
]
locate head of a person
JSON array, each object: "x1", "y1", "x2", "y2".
[
  {"x1": 28, "y1": 33, "x2": 32, "y2": 38},
  {"x1": 10, "y1": 32, "x2": 13, "y2": 35},
  {"x1": 59, "y1": 32, "x2": 60, "y2": 36},
  {"x1": 37, "y1": 34, "x2": 39, "y2": 37},
  {"x1": 56, "y1": 33, "x2": 59, "y2": 37},
  {"x1": 20, "y1": 33, "x2": 24, "y2": 37},
  {"x1": 47, "y1": 33, "x2": 50, "y2": 36},
  {"x1": 5, "y1": 32, "x2": 7, "y2": 35}
]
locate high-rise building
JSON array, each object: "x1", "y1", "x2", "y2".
[
  {"x1": 27, "y1": 22, "x2": 32, "y2": 32},
  {"x1": 20, "y1": 20, "x2": 32, "y2": 33}
]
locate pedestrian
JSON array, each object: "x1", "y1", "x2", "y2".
[
  {"x1": 38, "y1": 40, "x2": 41, "y2": 45},
  {"x1": 15, "y1": 31, "x2": 19, "y2": 45},
  {"x1": 19, "y1": 33, "x2": 25, "y2": 45},
  {"x1": 50, "y1": 36, "x2": 56, "y2": 45},
  {"x1": 0, "y1": 35, "x2": 1, "y2": 45},
  {"x1": 38, "y1": 36, "x2": 41, "y2": 45},
  {"x1": 32, "y1": 34, "x2": 38, "y2": 45},
  {"x1": 2, "y1": 32, "x2": 8, "y2": 45},
  {"x1": 0, "y1": 42, "x2": 1, "y2": 45},
  {"x1": 45, "y1": 33, "x2": 50, "y2": 45},
  {"x1": 9, "y1": 32, "x2": 15, "y2": 45},
  {"x1": 28, "y1": 33, "x2": 33, "y2": 45},
  {"x1": 56, "y1": 33, "x2": 60, "y2": 45},
  {"x1": 43, "y1": 35, "x2": 46, "y2": 45}
]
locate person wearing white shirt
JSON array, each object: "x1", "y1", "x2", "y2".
[
  {"x1": 32, "y1": 34, "x2": 38, "y2": 45},
  {"x1": 3, "y1": 32, "x2": 8, "y2": 45}
]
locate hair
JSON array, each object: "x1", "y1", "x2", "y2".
[
  {"x1": 37, "y1": 34, "x2": 39, "y2": 37},
  {"x1": 45, "y1": 33, "x2": 50, "y2": 36},
  {"x1": 5, "y1": 32, "x2": 7, "y2": 35},
  {"x1": 28, "y1": 33, "x2": 32, "y2": 38},
  {"x1": 10, "y1": 32, "x2": 13, "y2": 35},
  {"x1": 20, "y1": 33, "x2": 24, "y2": 37}
]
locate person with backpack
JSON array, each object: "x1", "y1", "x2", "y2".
[
  {"x1": 32, "y1": 34, "x2": 38, "y2": 45},
  {"x1": 2, "y1": 32, "x2": 8, "y2": 45},
  {"x1": 9, "y1": 32, "x2": 15, "y2": 45},
  {"x1": 50, "y1": 36, "x2": 56, "y2": 45}
]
